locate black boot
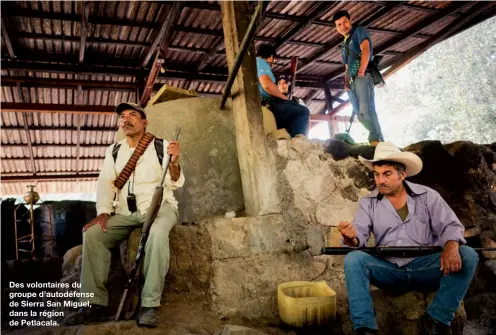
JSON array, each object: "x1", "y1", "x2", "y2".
[
  {"x1": 419, "y1": 314, "x2": 452, "y2": 335},
  {"x1": 137, "y1": 307, "x2": 158, "y2": 328},
  {"x1": 61, "y1": 304, "x2": 109, "y2": 326},
  {"x1": 356, "y1": 327, "x2": 377, "y2": 335}
]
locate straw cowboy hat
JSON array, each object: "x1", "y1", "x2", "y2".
[{"x1": 358, "y1": 141, "x2": 423, "y2": 177}]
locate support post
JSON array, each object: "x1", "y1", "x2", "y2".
[{"x1": 220, "y1": 0, "x2": 280, "y2": 216}]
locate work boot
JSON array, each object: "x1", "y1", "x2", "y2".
[
  {"x1": 419, "y1": 314, "x2": 452, "y2": 335},
  {"x1": 355, "y1": 327, "x2": 377, "y2": 335},
  {"x1": 61, "y1": 304, "x2": 109, "y2": 326},
  {"x1": 137, "y1": 307, "x2": 158, "y2": 328}
]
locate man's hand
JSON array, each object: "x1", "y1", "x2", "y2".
[
  {"x1": 82, "y1": 213, "x2": 109, "y2": 233},
  {"x1": 440, "y1": 241, "x2": 462, "y2": 275},
  {"x1": 338, "y1": 221, "x2": 358, "y2": 247},
  {"x1": 167, "y1": 140, "x2": 180, "y2": 163}
]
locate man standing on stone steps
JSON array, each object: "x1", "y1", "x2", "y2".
[
  {"x1": 338, "y1": 142, "x2": 478, "y2": 335},
  {"x1": 62, "y1": 102, "x2": 185, "y2": 328},
  {"x1": 333, "y1": 10, "x2": 384, "y2": 147}
]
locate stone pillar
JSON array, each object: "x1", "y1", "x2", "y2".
[{"x1": 220, "y1": 0, "x2": 280, "y2": 216}]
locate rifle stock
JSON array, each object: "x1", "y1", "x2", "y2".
[
  {"x1": 321, "y1": 246, "x2": 496, "y2": 258},
  {"x1": 115, "y1": 127, "x2": 181, "y2": 322}
]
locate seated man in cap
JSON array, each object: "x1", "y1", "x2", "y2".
[
  {"x1": 256, "y1": 44, "x2": 310, "y2": 137},
  {"x1": 338, "y1": 142, "x2": 478, "y2": 335},
  {"x1": 62, "y1": 102, "x2": 185, "y2": 328}
]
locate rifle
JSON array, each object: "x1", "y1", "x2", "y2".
[
  {"x1": 321, "y1": 246, "x2": 496, "y2": 258},
  {"x1": 115, "y1": 127, "x2": 181, "y2": 321}
]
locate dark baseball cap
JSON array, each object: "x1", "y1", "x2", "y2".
[
  {"x1": 277, "y1": 74, "x2": 291, "y2": 84},
  {"x1": 115, "y1": 102, "x2": 147, "y2": 119}
]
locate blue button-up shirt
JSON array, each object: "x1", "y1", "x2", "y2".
[{"x1": 349, "y1": 181, "x2": 466, "y2": 266}]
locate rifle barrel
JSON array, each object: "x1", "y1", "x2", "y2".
[{"x1": 321, "y1": 246, "x2": 496, "y2": 257}]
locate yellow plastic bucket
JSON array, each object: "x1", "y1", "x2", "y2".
[{"x1": 277, "y1": 281, "x2": 336, "y2": 327}]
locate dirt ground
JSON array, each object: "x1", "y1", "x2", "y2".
[{"x1": 2, "y1": 300, "x2": 302, "y2": 335}]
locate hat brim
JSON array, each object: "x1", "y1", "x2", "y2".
[
  {"x1": 115, "y1": 102, "x2": 146, "y2": 119},
  {"x1": 358, "y1": 152, "x2": 423, "y2": 177}
]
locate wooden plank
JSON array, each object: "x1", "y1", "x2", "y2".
[
  {"x1": 272, "y1": 1, "x2": 339, "y2": 50},
  {"x1": 1, "y1": 126, "x2": 117, "y2": 131},
  {"x1": 1, "y1": 174, "x2": 99, "y2": 182},
  {"x1": 221, "y1": 0, "x2": 280, "y2": 215},
  {"x1": 1, "y1": 103, "x2": 115, "y2": 115},
  {"x1": 1, "y1": 19, "x2": 16, "y2": 58},
  {"x1": 149, "y1": 84, "x2": 198, "y2": 106},
  {"x1": 2, "y1": 157, "x2": 105, "y2": 161},
  {"x1": 140, "y1": 55, "x2": 164, "y2": 106},
  {"x1": 79, "y1": 1, "x2": 90, "y2": 64},
  {"x1": 142, "y1": 2, "x2": 184, "y2": 67}
]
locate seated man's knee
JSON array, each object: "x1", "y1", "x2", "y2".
[
  {"x1": 83, "y1": 224, "x2": 104, "y2": 242},
  {"x1": 344, "y1": 251, "x2": 368, "y2": 270},
  {"x1": 459, "y1": 245, "x2": 478, "y2": 270}
]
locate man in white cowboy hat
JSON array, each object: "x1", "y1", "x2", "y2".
[{"x1": 338, "y1": 142, "x2": 478, "y2": 335}]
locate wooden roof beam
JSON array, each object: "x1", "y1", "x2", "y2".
[
  {"x1": 79, "y1": 2, "x2": 90, "y2": 64},
  {"x1": 17, "y1": 33, "x2": 150, "y2": 48},
  {"x1": 1, "y1": 18, "x2": 16, "y2": 59},
  {"x1": 1, "y1": 157, "x2": 105, "y2": 161},
  {"x1": 141, "y1": 2, "x2": 184, "y2": 67},
  {"x1": 271, "y1": 1, "x2": 340, "y2": 50},
  {"x1": 1, "y1": 126, "x2": 117, "y2": 132},
  {"x1": 141, "y1": 3, "x2": 184, "y2": 105},
  {"x1": 1, "y1": 174, "x2": 99, "y2": 182},
  {"x1": 2, "y1": 144, "x2": 110, "y2": 148},
  {"x1": 1, "y1": 103, "x2": 115, "y2": 115},
  {"x1": 374, "y1": 1, "x2": 472, "y2": 56}
]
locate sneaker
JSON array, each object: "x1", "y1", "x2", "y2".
[
  {"x1": 61, "y1": 304, "x2": 109, "y2": 326},
  {"x1": 419, "y1": 313, "x2": 452, "y2": 335},
  {"x1": 137, "y1": 307, "x2": 158, "y2": 328}
]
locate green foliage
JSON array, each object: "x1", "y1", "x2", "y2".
[{"x1": 372, "y1": 17, "x2": 496, "y2": 146}]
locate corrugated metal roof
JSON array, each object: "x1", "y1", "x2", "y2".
[{"x1": 1, "y1": 0, "x2": 494, "y2": 194}]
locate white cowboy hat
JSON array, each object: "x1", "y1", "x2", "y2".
[{"x1": 358, "y1": 141, "x2": 423, "y2": 177}]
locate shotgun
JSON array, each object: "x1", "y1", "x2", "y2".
[
  {"x1": 321, "y1": 246, "x2": 496, "y2": 258},
  {"x1": 115, "y1": 127, "x2": 181, "y2": 322}
]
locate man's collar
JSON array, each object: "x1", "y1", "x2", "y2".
[
  {"x1": 365, "y1": 181, "x2": 427, "y2": 200},
  {"x1": 345, "y1": 25, "x2": 357, "y2": 39}
]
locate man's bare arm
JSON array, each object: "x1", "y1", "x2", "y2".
[{"x1": 358, "y1": 39, "x2": 371, "y2": 76}]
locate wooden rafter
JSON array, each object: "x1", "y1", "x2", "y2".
[
  {"x1": 1, "y1": 103, "x2": 115, "y2": 115},
  {"x1": 16, "y1": 83, "x2": 37, "y2": 177},
  {"x1": 2, "y1": 157, "x2": 105, "y2": 161},
  {"x1": 1, "y1": 73, "x2": 341, "y2": 91},
  {"x1": 2, "y1": 144, "x2": 110, "y2": 148},
  {"x1": 141, "y1": 2, "x2": 184, "y2": 67},
  {"x1": 79, "y1": 1, "x2": 90, "y2": 64},
  {"x1": 1, "y1": 18, "x2": 16, "y2": 58},
  {"x1": 1, "y1": 174, "x2": 100, "y2": 182},
  {"x1": 2, "y1": 126, "x2": 117, "y2": 132},
  {"x1": 271, "y1": 1, "x2": 339, "y2": 50}
]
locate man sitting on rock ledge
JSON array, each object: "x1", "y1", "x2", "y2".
[
  {"x1": 338, "y1": 142, "x2": 478, "y2": 335},
  {"x1": 62, "y1": 102, "x2": 184, "y2": 327}
]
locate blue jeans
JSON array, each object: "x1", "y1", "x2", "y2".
[
  {"x1": 348, "y1": 74, "x2": 384, "y2": 143},
  {"x1": 344, "y1": 246, "x2": 478, "y2": 331},
  {"x1": 267, "y1": 98, "x2": 310, "y2": 137}
]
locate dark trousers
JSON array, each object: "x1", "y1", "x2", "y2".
[{"x1": 267, "y1": 98, "x2": 310, "y2": 137}]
